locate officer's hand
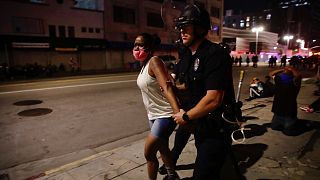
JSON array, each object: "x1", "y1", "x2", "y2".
[{"x1": 174, "y1": 109, "x2": 187, "y2": 125}]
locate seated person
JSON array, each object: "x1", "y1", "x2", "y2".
[{"x1": 245, "y1": 77, "x2": 264, "y2": 101}]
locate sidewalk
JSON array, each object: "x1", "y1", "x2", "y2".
[{"x1": 3, "y1": 78, "x2": 320, "y2": 180}]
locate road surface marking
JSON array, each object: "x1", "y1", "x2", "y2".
[{"x1": 0, "y1": 80, "x2": 136, "y2": 95}]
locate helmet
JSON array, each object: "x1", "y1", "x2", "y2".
[{"x1": 174, "y1": 4, "x2": 211, "y2": 30}]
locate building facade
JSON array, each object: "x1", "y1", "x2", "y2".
[
  {"x1": 223, "y1": 0, "x2": 320, "y2": 54},
  {"x1": 222, "y1": 27, "x2": 280, "y2": 62},
  {"x1": 0, "y1": 0, "x2": 224, "y2": 74}
]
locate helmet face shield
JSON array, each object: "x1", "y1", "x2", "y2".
[
  {"x1": 174, "y1": 16, "x2": 193, "y2": 30},
  {"x1": 174, "y1": 4, "x2": 211, "y2": 31}
]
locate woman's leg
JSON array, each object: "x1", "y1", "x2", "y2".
[
  {"x1": 146, "y1": 118, "x2": 177, "y2": 179},
  {"x1": 144, "y1": 134, "x2": 160, "y2": 180}
]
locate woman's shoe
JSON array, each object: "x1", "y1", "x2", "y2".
[
  {"x1": 158, "y1": 164, "x2": 167, "y2": 175},
  {"x1": 163, "y1": 172, "x2": 180, "y2": 180}
]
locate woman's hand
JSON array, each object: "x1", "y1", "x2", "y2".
[{"x1": 174, "y1": 109, "x2": 188, "y2": 125}]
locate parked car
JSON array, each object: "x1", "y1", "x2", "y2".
[{"x1": 158, "y1": 55, "x2": 177, "y2": 69}]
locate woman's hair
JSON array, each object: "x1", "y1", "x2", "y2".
[{"x1": 138, "y1": 33, "x2": 161, "y2": 52}]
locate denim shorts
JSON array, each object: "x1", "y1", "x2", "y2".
[{"x1": 149, "y1": 117, "x2": 177, "y2": 140}]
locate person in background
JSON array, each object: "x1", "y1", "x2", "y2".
[
  {"x1": 245, "y1": 77, "x2": 264, "y2": 101},
  {"x1": 134, "y1": 33, "x2": 180, "y2": 180},
  {"x1": 280, "y1": 55, "x2": 287, "y2": 67},
  {"x1": 269, "y1": 66, "x2": 302, "y2": 135},
  {"x1": 239, "y1": 56, "x2": 242, "y2": 67},
  {"x1": 252, "y1": 55, "x2": 258, "y2": 68},
  {"x1": 246, "y1": 56, "x2": 250, "y2": 67}
]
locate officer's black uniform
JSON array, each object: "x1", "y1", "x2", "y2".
[{"x1": 174, "y1": 39, "x2": 235, "y2": 179}]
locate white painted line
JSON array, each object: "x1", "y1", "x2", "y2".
[
  {"x1": 0, "y1": 80, "x2": 136, "y2": 95},
  {"x1": 0, "y1": 74, "x2": 138, "y2": 88}
]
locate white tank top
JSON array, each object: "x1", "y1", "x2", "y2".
[{"x1": 137, "y1": 61, "x2": 173, "y2": 120}]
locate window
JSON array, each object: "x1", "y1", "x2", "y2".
[
  {"x1": 210, "y1": 7, "x2": 220, "y2": 18},
  {"x1": 30, "y1": 0, "x2": 46, "y2": 3},
  {"x1": 232, "y1": 19, "x2": 236, "y2": 27},
  {"x1": 13, "y1": 17, "x2": 44, "y2": 34},
  {"x1": 266, "y1": 14, "x2": 271, "y2": 20},
  {"x1": 81, "y1": 27, "x2": 87, "y2": 32},
  {"x1": 240, "y1": 20, "x2": 245, "y2": 28},
  {"x1": 88, "y1": 27, "x2": 94, "y2": 33},
  {"x1": 232, "y1": 23, "x2": 236, "y2": 28},
  {"x1": 174, "y1": 0, "x2": 187, "y2": 2},
  {"x1": 68, "y1": 26, "x2": 75, "y2": 38},
  {"x1": 113, "y1": 6, "x2": 135, "y2": 24},
  {"x1": 95, "y1": 28, "x2": 100, "y2": 33},
  {"x1": 149, "y1": 0, "x2": 163, "y2": 3},
  {"x1": 147, "y1": 12, "x2": 164, "y2": 28},
  {"x1": 56, "y1": 0, "x2": 63, "y2": 4},
  {"x1": 74, "y1": 0, "x2": 103, "y2": 10},
  {"x1": 58, "y1": 25, "x2": 66, "y2": 37},
  {"x1": 48, "y1": 25, "x2": 56, "y2": 37}
]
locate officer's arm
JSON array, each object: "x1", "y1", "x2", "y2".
[{"x1": 186, "y1": 89, "x2": 224, "y2": 120}]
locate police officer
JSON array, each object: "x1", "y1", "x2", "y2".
[{"x1": 172, "y1": 4, "x2": 235, "y2": 180}]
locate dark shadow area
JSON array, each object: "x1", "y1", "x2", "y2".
[
  {"x1": 176, "y1": 163, "x2": 195, "y2": 171},
  {"x1": 272, "y1": 119, "x2": 320, "y2": 136},
  {"x1": 298, "y1": 127, "x2": 320, "y2": 159},
  {"x1": 242, "y1": 104, "x2": 266, "y2": 112},
  {"x1": 232, "y1": 143, "x2": 268, "y2": 173},
  {"x1": 233, "y1": 123, "x2": 270, "y2": 140},
  {"x1": 242, "y1": 115, "x2": 259, "y2": 121},
  {"x1": 13, "y1": 100, "x2": 43, "y2": 106},
  {"x1": 177, "y1": 143, "x2": 267, "y2": 180},
  {"x1": 220, "y1": 143, "x2": 268, "y2": 180},
  {"x1": 0, "y1": 174, "x2": 9, "y2": 180}
]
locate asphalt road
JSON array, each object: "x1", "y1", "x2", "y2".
[
  {"x1": 0, "y1": 73, "x2": 148, "y2": 170},
  {"x1": 0, "y1": 64, "x2": 316, "y2": 171}
]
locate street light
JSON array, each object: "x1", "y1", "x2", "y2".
[
  {"x1": 252, "y1": 26, "x2": 264, "y2": 55},
  {"x1": 283, "y1": 35, "x2": 293, "y2": 56}
]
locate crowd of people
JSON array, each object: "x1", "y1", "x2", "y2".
[
  {"x1": 231, "y1": 55, "x2": 259, "y2": 68},
  {"x1": 229, "y1": 54, "x2": 320, "y2": 71}
]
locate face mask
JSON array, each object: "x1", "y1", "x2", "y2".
[{"x1": 132, "y1": 49, "x2": 148, "y2": 62}]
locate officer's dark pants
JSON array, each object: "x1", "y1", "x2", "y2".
[
  {"x1": 171, "y1": 125, "x2": 192, "y2": 164},
  {"x1": 193, "y1": 136, "x2": 229, "y2": 180}
]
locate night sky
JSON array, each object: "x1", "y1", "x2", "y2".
[{"x1": 224, "y1": 0, "x2": 270, "y2": 13}]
